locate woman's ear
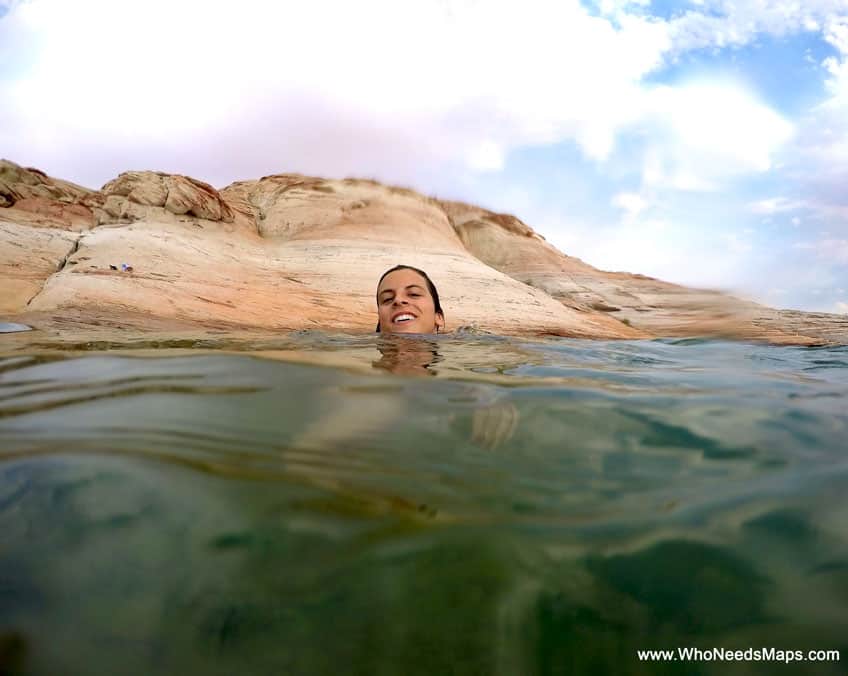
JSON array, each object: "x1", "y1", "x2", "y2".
[{"x1": 435, "y1": 313, "x2": 445, "y2": 333}]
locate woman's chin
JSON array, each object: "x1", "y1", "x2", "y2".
[{"x1": 385, "y1": 322, "x2": 429, "y2": 335}]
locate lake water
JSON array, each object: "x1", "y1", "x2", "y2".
[{"x1": 1, "y1": 334, "x2": 846, "y2": 675}]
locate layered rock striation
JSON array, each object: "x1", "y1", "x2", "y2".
[{"x1": 1, "y1": 158, "x2": 846, "y2": 346}]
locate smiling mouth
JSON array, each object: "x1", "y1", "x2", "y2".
[{"x1": 392, "y1": 313, "x2": 416, "y2": 324}]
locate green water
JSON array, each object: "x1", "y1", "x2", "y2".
[{"x1": 0, "y1": 335, "x2": 846, "y2": 675}]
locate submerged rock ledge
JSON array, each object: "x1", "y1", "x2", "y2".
[{"x1": 1, "y1": 158, "x2": 846, "y2": 348}]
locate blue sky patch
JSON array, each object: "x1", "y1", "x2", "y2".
[{"x1": 648, "y1": 30, "x2": 838, "y2": 116}]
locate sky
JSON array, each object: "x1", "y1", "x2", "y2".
[{"x1": 2, "y1": 0, "x2": 847, "y2": 313}]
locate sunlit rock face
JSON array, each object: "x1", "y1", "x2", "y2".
[
  {"x1": 98, "y1": 171, "x2": 238, "y2": 225},
  {"x1": 0, "y1": 158, "x2": 845, "y2": 345},
  {"x1": 0, "y1": 160, "x2": 96, "y2": 231}
]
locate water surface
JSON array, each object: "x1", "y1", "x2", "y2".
[{"x1": 1, "y1": 335, "x2": 846, "y2": 674}]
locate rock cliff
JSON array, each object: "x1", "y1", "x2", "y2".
[{"x1": 1, "y1": 159, "x2": 846, "y2": 346}]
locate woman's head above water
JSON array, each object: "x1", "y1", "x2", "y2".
[{"x1": 376, "y1": 265, "x2": 445, "y2": 334}]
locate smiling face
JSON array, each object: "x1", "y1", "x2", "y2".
[{"x1": 377, "y1": 268, "x2": 445, "y2": 334}]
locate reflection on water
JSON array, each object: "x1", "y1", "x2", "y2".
[
  {"x1": 372, "y1": 335, "x2": 442, "y2": 376},
  {"x1": 0, "y1": 336, "x2": 847, "y2": 675}
]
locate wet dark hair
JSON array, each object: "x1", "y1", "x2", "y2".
[{"x1": 375, "y1": 265, "x2": 444, "y2": 332}]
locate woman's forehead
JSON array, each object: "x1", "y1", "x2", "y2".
[{"x1": 378, "y1": 269, "x2": 427, "y2": 292}]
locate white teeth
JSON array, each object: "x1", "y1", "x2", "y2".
[{"x1": 393, "y1": 314, "x2": 415, "y2": 323}]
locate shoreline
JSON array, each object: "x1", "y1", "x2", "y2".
[{"x1": 2, "y1": 159, "x2": 847, "y2": 347}]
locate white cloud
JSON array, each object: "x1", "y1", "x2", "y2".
[
  {"x1": 636, "y1": 81, "x2": 793, "y2": 191},
  {"x1": 823, "y1": 15, "x2": 848, "y2": 60},
  {"x1": 723, "y1": 231, "x2": 753, "y2": 254},
  {"x1": 657, "y1": 83, "x2": 793, "y2": 171},
  {"x1": 834, "y1": 301, "x2": 848, "y2": 313},
  {"x1": 1, "y1": 0, "x2": 676, "y2": 186},
  {"x1": 0, "y1": 0, "x2": 799, "y2": 192},
  {"x1": 466, "y1": 141, "x2": 505, "y2": 172},
  {"x1": 660, "y1": 0, "x2": 848, "y2": 227},
  {"x1": 792, "y1": 238, "x2": 848, "y2": 263},
  {"x1": 748, "y1": 197, "x2": 806, "y2": 214},
  {"x1": 667, "y1": 0, "x2": 848, "y2": 53},
  {"x1": 598, "y1": 0, "x2": 651, "y2": 16},
  {"x1": 811, "y1": 15, "x2": 848, "y2": 149},
  {"x1": 612, "y1": 191, "x2": 648, "y2": 218},
  {"x1": 785, "y1": 14, "x2": 848, "y2": 216}
]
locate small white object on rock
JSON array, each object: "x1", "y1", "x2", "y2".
[{"x1": 0, "y1": 322, "x2": 33, "y2": 334}]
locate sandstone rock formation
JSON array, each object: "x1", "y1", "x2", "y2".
[{"x1": 1, "y1": 158, "x2": 846, "y2": 347}]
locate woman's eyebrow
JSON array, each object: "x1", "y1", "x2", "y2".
[{"x1": 379, "y1": 284, "x2": 424, "y2": 298}]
